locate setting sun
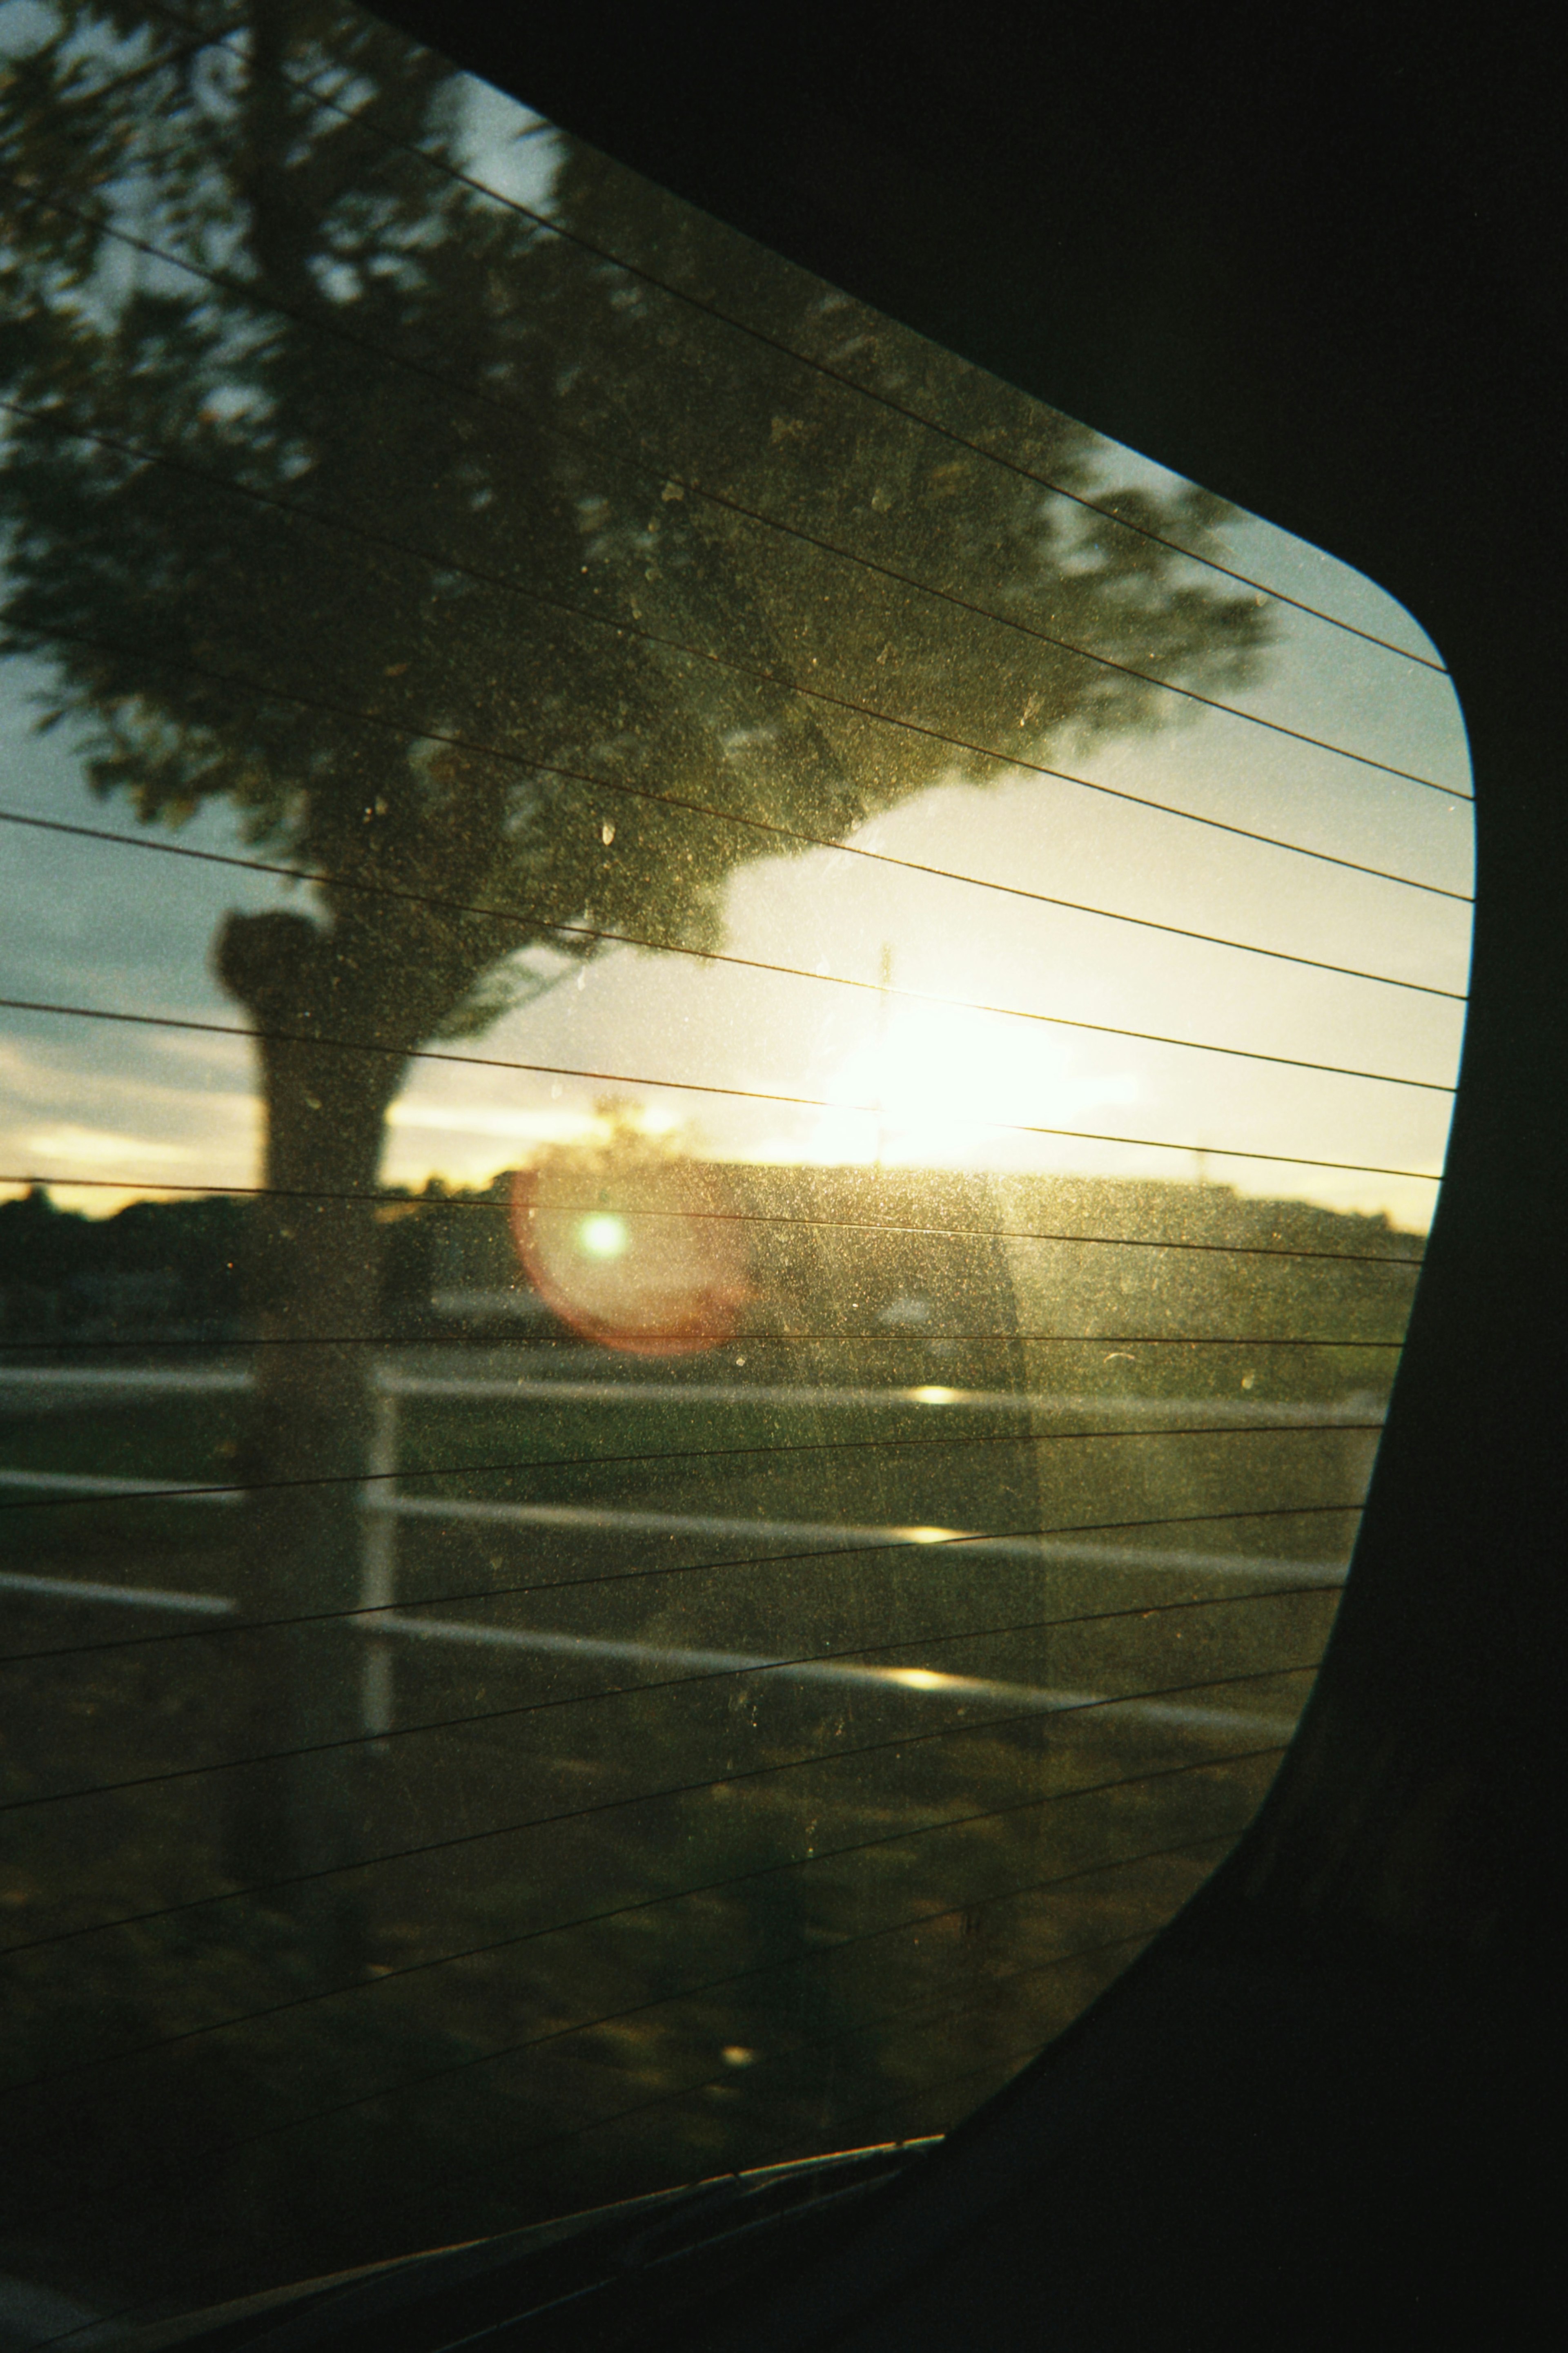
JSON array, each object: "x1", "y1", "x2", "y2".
[{"x1": 805, "y1": 988, "x2": 1139, "y2": 1168}]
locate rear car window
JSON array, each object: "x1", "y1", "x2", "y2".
[{"x1": 0, "y1": 0, "x2": 1472, "y2": 2322}]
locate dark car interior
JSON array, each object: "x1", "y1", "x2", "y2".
[{"x1": 1, "y1": 4, "x2": 1561, "y2": 2345}]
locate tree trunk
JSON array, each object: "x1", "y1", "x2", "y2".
[{"x1": 216, "y1": 910, "x2": 408, "y2": 1980}]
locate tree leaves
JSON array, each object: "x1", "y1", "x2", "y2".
[{"x1": 0, "y1": 0, "x2": 1272, "y2": 1073}]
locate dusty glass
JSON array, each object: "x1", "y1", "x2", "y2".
[{"x1": 0, "y1": 0, "x2": 1471, "y2": 2320}]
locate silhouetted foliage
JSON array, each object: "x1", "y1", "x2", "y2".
[
  {"x1": 0, "y1": 0, "x2": 1269, "y2": 1190},
  {"x1": 0, "y1": 0, "x2": 1274, "y2": 1909}
]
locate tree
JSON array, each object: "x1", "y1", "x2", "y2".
[{"x1": 0, "y1": 0, "x2": 1271, "y2": 1942}]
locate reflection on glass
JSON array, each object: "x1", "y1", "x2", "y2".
[
  {"x1": 512, "y1": 1127, "x2": 750, "y2": 1354},
  {"x1": 0, "y1": 0, "x2": 1469, "y2": 2322}
]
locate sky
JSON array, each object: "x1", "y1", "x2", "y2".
[{"x1": 0, "y1": 64, "x2": 1474, "y2": 1237}]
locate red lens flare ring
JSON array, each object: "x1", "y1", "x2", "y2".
[{"x1": 510, "y1": 1151, "x2": 751, "y2": 1356}]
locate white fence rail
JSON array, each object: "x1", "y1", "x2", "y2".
[{"x1": 1, "y1": 1361, "x2": 1374, "y2": 1745}]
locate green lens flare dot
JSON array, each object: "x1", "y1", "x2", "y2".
[{"x1": 577, "y1": 1212, "x2": 630, "y2": 1259}]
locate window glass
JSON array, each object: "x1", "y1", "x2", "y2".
[{"x1": 0, "y1": 0, "x2": 1471, "y2": 2322}]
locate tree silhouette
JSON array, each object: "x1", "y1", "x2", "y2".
[{"x1": 0, "y1": 0, "x2": 1272, "y2": 1923}]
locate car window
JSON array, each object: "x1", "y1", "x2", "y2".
[{"x1": 0, "y1": 0, "x2": 1472, "y2": 2323}]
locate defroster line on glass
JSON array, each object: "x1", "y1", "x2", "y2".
[
  {"x1": 0, "y1": 1728, "x2": 1281, "y2": 2013},
  {"x1": 0, "y1": 619, "x2": 1473, "y2": 998},
  {"x1": 0, "y1": 1171, "x2": 1430, "y2": 1269},
  {"x1": 0, "y1": 812, "x2": 1473, "y2": 1088},
  {"x1": 142, "y1": 0, "x2": 1450, "y2": 678},
  {"x1": 0, "y1": 1325, "x2": 1410, "y2": 1356},
  {"x1": 4, "y1": 1744, "x2": 1284, "y2": 2233},
  {"x1": 0, "y1": 1631, "x2": 1321, "y2": 1824},
  {"x1": 0, "y1": 1561, "x2": 1340, "y2": 1678},
  {"x1": 0, "y1": 999, "x2": 1456, "y2": 1180},
  {"x1": 0, "y1": 1832, "x2": 1254, "y2": 2100},
  {"x1": 0, "y1": 197, "x2": 1455, "y2": 803}
]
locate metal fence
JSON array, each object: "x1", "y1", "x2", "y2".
[{"x1": 0, "y1": 1362, "x2": 1373, "y2": 1743}]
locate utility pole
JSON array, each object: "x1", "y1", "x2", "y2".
[{"x1": 874, "y1": 943, "x2": 893, "y2": 1169}]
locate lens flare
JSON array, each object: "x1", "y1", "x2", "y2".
[
  {"x1": 510, "y1": 1149, "x2": 749, "y2": 1356},
  {"x1": 577, "y1": 1212, "x2": 629, "y2": 1259}
]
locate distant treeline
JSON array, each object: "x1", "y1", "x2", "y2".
[
  {"x1": 0, "y1": 1169, "x2": 1423, "y2": 1365},
  {"x1": 0, "y1": 1185, "x2": 252, "y2": 1345}
]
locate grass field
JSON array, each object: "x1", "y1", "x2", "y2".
[{"x1": 0, "y1": 1326, "x2": 1377, "y2": 2318}]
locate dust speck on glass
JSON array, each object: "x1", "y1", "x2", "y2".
[{"x1": 0, "y1": 0, "x2": 1472, "y2": 2318}]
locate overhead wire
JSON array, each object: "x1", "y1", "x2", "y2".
[{"x1": 0, "y1": 807, "x2": 1468, "y2": 1093}]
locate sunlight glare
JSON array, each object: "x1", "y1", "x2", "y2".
[
  {"x1": 806, "y1": 994, "x2": 1138, "y2": 1167},
  {"x1": 577, "y1": 1212, "x2": 630, "y2": 1258}
]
